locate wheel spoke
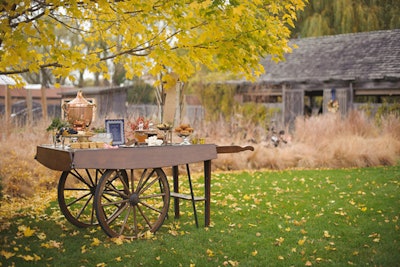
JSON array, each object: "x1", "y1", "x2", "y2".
[
  {"x1": 139, "y1": 200, "x2": 163, "y2": 214},
  {"x1": 136, "y1": 204, "x2": 154, "y2": 229},
  {"x1": 75, "y1": 194, "x2": 94, "y2": 220},
  {"x1": 118, "y1": 205, "x2": 132, "y2": 236},
  {"x1": 65, "y1": 192, "x2": 92, "y2": 206},
  {"x1": 101, "y1": 198, "x2": 129, "y2": 207},
  {"x1": 70, "y1": 169, "x2": 92, "y2": 188},
  {"x1": 136, "y1": 169, "x2": 156, "y2": 193},
  {"x1": 85, "y1": 169, "x2": 96, "y2": 187},
  {"x1": 105, "y1": 203, "x2": 129, "y2": 225},
  {"x1": 139, "y1": 175, "x2": 161, "y2": 195}
]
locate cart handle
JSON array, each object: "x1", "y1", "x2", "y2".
[{"x1": 216, "y1": 145, "x2": 254, "y2": 154}]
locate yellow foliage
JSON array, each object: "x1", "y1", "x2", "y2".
[{"x1": 0, "y1": 0, "x2": 307, "y2": 86}]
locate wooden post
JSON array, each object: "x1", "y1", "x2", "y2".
[
  {"x1": 5, "y1": 85, "x2": 11, "y2": 122},
  {"x1": 5, "y1": 85, "x2": 11, "y2": 136},
  {"x1": 41, "y1": 86, "x2": 47, "y2": 121},
  {"x1": 26, "y1": 87, "x2": 33, "y2": 124}
]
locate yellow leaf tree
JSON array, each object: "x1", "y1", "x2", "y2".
[{"x1": 0, "y1": 0, "x2": 307, "y2": 85}]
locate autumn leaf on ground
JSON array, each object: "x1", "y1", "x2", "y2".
[
  {"x1": 36, "y1": 232, "x2": 47, "y2": 240},
  {"x1": 323, "y1": 230, "x2": 331, "y2": 238},
  {"x1": 368, "y1": 232, "x2": 380, "y2": 242},
  {"x1": 18, "y1": 225, "x2": 35, "y2": 237},
  {"x1": 142, "y1": 230, "x2": 154, "y2": 239},
  {"x1": 41, "y1": 240, "x2": 62, "y2": 249},
  {"x1": 110, "y1": 236, "x2": 125, "y2": 245},
  {"x1": 91, "y1": 237, "x2": 101, "y2": 246},
  {"x1": 298, "y1": 237, "x2": 306, "y2": 246},
  {"x1": 1, "y1": 250, "x2": 15, "y2": 259},
  {"x1": 17, "y1": 253, "x2": 41, "y2": 261},
  {"x1": 274, "y1": 237, "x2": 285, "y2": 246},
  {"x1": 223, "y1": 260, "x2": 239, "y2": 266},
  {"x1": 206, "y1": 249, "x2": 214, "y2": 257}
]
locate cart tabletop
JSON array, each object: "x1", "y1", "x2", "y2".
[{"x1": 36, "y1": 144, "x2": 218, "y2": 171}]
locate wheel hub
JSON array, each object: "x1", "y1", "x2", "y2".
[{"x1": 129, "y1": 193, "x2": 140, "y2": 205}]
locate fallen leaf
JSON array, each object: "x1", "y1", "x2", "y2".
[
  {"x1": 111, "y1": 236, "x2": 125, "y2": 245},
  {"x1": 206, "y1": 249, "x2": 214, "y2": 257},
  {"x1": 274, "y1": 237, "x2": 285, "y2": 246},
  {"x1": 91, "y1": 238, "x2": 101, "y2": 247},
  {"x1": 323, "y1": 231, "x2": 331, "y2": 238},
  {"x1": 298, "y1": 238, "x2": 306, "y2": 246},
  {"x1": 1, "y1": 250, "x2": 15, "y2": 259},
  {"x1": 36, "y1": 232, "x2": 47, "y2": 240},
  {"x1": 41, "y1": 240, "x2": 62, "y2": 249},
  {"x1": 226, "y1": 260, "x2": 239, "y2": 266},
  {"x1": 18, "y1": 254, "x2": 35, "y2": 261},
  {"x1": 142, "y1": 230, "x2": 154, "y2": 239},
  {"x1": 19, "y1": 226, "x2": 35, "y2": 237}
]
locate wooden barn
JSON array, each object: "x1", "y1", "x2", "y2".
[{"x1": 231, "y1": 29, "x2": 400, "y2": 125}]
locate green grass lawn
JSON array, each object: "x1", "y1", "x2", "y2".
[{"x1": 1, "y1": 166, "x2": 399, "y2": 266}]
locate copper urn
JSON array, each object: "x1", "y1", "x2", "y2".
[{"x1": 62, "y1": 91, "x2": 95, "y2": 130}]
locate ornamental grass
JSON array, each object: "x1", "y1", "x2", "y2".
[{"x1": 0, "y1": 110, "x2": 399, "y2": 198}]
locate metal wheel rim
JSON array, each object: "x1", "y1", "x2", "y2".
[{"x1": 94, "y1": 168, "x2": 170, "y2": 239}]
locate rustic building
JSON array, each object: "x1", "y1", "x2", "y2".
[{"x1": 232, "y1": 29, "x2": 400, "y2": 125}]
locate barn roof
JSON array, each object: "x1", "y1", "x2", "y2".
[{"x1": 259, "y1": 29, "x2": 400, "y2": 84}]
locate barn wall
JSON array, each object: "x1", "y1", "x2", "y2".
[{"x1": 283, "y1": 88, "x2": 304, "y2": 127}]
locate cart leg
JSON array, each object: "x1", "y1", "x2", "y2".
[
  {"x1": 172, "y1": 165, "x2": 180, "y2": 219},
  {"x1": 204, "y1": 160, "x2": 211, "y2": 227},
  {"x1": 186, "y1": 164, "x2": 199, "y2": 228}
]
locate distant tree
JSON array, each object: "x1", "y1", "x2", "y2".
[
  {"x1": 292, "y1": 0, "x2": 400, "y2": 37},
  {"x1": 127, "y1": 78, "x2": 156, "y2": 104}
]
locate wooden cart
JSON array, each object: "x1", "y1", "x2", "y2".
[{"x1": 35, "y1": 144, "x2": 253, "y2": 239}]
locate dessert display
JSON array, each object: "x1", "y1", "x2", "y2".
[
  {"x1": 145, "y1": 136, "x2": 163, "y2": 146},
  {"x1": 70, "y1": 141, "x2": 106, "y2": 149},
  {"x1": 174, "y1": 123, "x2": 194, "y2": 136},
  {"x1": 157, "y1": 122, "x2": 172, "y2": 144},
  {"x1": 175, "y1": 123, "x2": 194, "y2": 145},
  {"x1": 156, "y1": 122, "x2": 172, "y2": 131}
]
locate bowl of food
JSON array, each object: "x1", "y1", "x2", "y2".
[{"x1": 174, "y1": 124, "x2": 194, "y2": 145}]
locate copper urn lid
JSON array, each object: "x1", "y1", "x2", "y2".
[{"x1": 62, "y1": 91, "x2": 95, "y2": 130}]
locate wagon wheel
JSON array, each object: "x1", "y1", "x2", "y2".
[
  {"x1": 94, "y1": 168, "x2": 170, "y2": 239},
  {"x1": 58, "y1": 169, "x2": 128, "y2": 228}
]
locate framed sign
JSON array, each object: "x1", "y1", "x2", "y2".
[{"x1": 105, "y1": 119, "x2": 125, "y2": 145}]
